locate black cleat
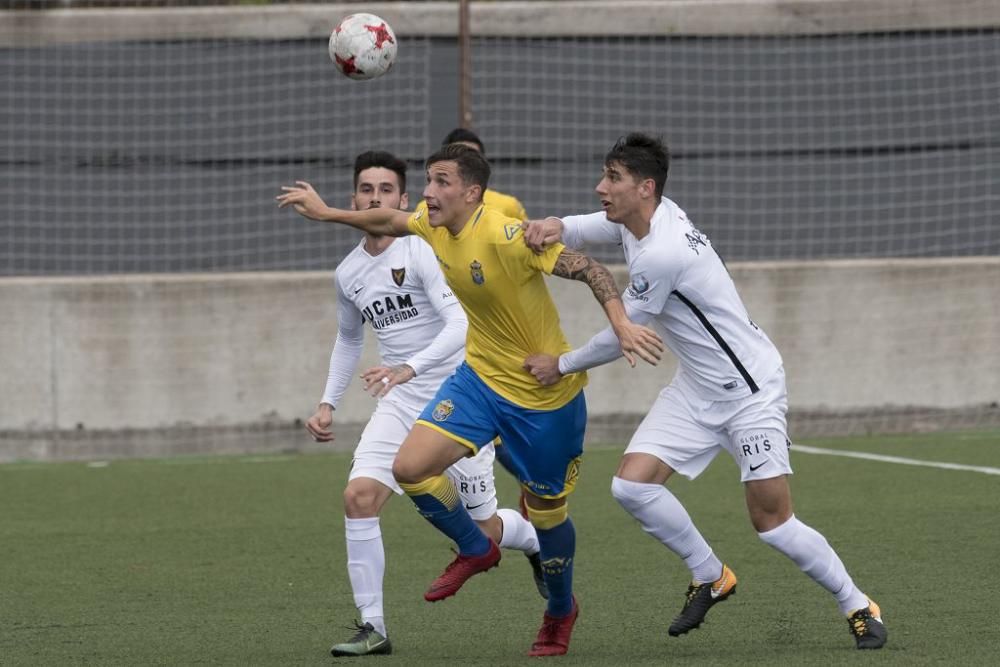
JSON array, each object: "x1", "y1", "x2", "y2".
[
  {"x1": 847, "y1": 599, "x2": 887, "y2": 650},
  {"x1": 330, "y1": 621, "x2": 392, "y2": 657},
  {"x1": 668, "y1": 564, "x2": 737, "y2": 636},
  {"x1": 526, "y1": 551, "x2": 549, "y2": 599}
]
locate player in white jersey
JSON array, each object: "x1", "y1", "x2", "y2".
[
  {"x1": 521, "y1": 134, "x2": 887, "y2": 650},
  {"x1": 306, "y1": 152, "x2": 546, "y2": 658}
]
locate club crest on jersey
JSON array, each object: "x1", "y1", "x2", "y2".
[
  {"x1": 432, "y1": 399, "x2": 455, "y2": 422},
  {"x1": 470, "y1": 260, "x2": 485, "y2": 285},
  {"x1": 391, "y1": 267, "x2": 406, "y2": 287},
  {"x1": 627, "y1": 274, "x2": 650, "y2": 297}
]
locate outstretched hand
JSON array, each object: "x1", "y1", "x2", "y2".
[
  {"x1": 614, "y1": 320, "x2": 664, "y2": 367},
  {"x1": 361, "y1": 364, "x2": 416, "y2": 398},
  {"x1": 276, "y1": 181, "x2": 330, "y2": 221},
  {"x1": 523, "y1": 353, "x2": 563, "y2": 386}
]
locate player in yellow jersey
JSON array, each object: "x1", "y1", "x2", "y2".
[
  {"x1": 427, "y1": 128, "x2": 528, "y2": 489},
  {"x1": 413, "y1": 127, "x2": 528, "y2": 221},
  {"x1": 278, "y1": 144, "x2": 662, "y2": 657}
]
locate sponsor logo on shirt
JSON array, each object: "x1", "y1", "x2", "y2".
[
  {"x1": 504, "y1": 223, "x2": 521, "y2": 240},
  {"x1": 627, "y1": 274, "x2": 650, "y2": 301},
  {"x1": 361, "y1": 293, "x2": 419, "y2": 329}
]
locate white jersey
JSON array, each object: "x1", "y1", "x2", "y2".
[
  {"x1": 560, "y1": 197, "x2": 782, "y2": 401},
  {"x1": 321, "y1": 235, "x2": 466, "y2": 409}
]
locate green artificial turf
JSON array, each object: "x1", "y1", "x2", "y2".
[{"x1": 2, "y1": 431, "x2": 998, "y2": 665}]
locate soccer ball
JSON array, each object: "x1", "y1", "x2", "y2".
[{"x1": 328, "y1": 13, "x2": 397, "y2": 81}]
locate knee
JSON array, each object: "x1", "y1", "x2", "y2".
[
  {"x1": 752, "y1": 509, "x2": 794, "y2": 534},
  {"x1": 343, "y1": 483, "x2": 380, "y2": 517},
  {"x1": 610, "y1": 475, "x2": 631, "y2": 504},
  {"x1": 391, "y1": 457, "x2": 420, "y2": 485},
  {"x1": 611, "y1": 475, "x2": 660, "y2": 512},
  {"x1": 745, "y1": 478, "x2": 793, "y2": 532}
]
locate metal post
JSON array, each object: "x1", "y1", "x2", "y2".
[{"x1": 458, "y1": 0, "x2": 472, "y2": 128}]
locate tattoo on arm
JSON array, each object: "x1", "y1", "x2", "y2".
[{"x1": 551, "y1": 249, "x2": 620, "y2": 304}]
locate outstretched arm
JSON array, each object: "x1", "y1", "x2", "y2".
[
  {"x1": 276, "y1": 181, "x2": 411, "y2": 237},
  {"x1": 524, "y1": 306, "x2": 657, "y2": 386},
  {"x1": 550, "y1": 248, "x2": 663, "y2": 366},
  {"x1": 522, "y1": 211, "x2": 621, "y2": 253}
]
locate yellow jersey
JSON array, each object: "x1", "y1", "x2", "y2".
[
  {"x1": 407, "y1": 204, "x2": 586, "y2": 410},
  {"x1": 415, "y1": 188, "x2": 527, "y2": 222}
]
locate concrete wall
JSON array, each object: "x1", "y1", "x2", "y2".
[
  {"x1": 3, "y1": 1, "x2": 996, "y2": 45},
  {"x1": 2, "y1": 258, "x2": 998, "y2": 461}
]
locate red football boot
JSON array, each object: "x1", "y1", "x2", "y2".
[
  {"x1": 424, "y1": 539, "x2": 501, "y2": 602},
  {"x1": 528, "y1": 597, "x2": 579, "y2": 657}
]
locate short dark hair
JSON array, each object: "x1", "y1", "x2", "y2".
[
  {"x1": 605, "y1": 133, "x2": 670, "y2": 199},
  {"x1": 425, "y1": 143, "x2": 491, "y2": 195},
  {"x1": 441, "y1": 127, "x2": 485, "y2": 154},
  {"x1": 353, "y1": 150, "x2": 407, "y2": 192}
]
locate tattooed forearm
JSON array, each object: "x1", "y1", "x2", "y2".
[{"x1": 551, "y1": 249, "x2": 620, "y2": 304}]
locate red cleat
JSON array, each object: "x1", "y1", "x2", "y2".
[
  {"x1": 528, "y1": 597, "x2": 579, "y2": 657},
  {"x1": 424, "y1": 539, "x2": 501, "y2": 602}
]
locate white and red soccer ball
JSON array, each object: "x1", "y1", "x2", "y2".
[{"x1": 329, "y1": 13, "x2": 397, "y2": 81}]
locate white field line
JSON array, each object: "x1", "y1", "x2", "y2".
[{"x1": 794, "y1": 445, "x2": 1000, "y2": 476}]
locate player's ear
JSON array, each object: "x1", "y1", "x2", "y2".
[
  {"x1": 399, "y1": 192, "x2": 409, "y2": 210},
  {"x1": 639, "y1": 177, "x2": 656, "y2": 199},
  {"x1": 350, "y1": 194, "x2": 358, "y2": 211},
  {"x1": 465, "y1": 183, "x2": 483, "y2": 204}
]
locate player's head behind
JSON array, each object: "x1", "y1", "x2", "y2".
[
  {"x1": 422, "y1": 143, "x2": 491, "y2": 228},
  {"x1": 599, "y1": 133, "x2": 669, "y2": 222},
  {"x1": 352, "y1": 150, "x2": 408, "y2": 212},
  {"x1": 442, "y1": 127, "x2": 485, "y2": 154}
]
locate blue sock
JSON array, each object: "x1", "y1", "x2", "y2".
[
  {"x1": 400, "y1": 475, "x2": 491, "y2": 556},
  {"x1": 536, "y1": 518, "x2": 576, "y2": 616}
]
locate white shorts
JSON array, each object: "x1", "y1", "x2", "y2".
[
  {"x1": 625, "y1": 367, "x2": 793, "y2": 482},
  {"x1": 349, "y1": 396, "x2": 498, "y2": 521}
]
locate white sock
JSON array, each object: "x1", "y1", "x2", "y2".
[
  {"x1": 345, "y1": 516, "x2": 387, "y2": 636},
  {"x1": 757, "y1": 515, "x2": 869, "y2": 615},
  {"x1": 497, "y1": 508, "x2": 540, "y2": 555},
  {"x1": 611, "y1": 476, "x2": 723, "y2": 583}
]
